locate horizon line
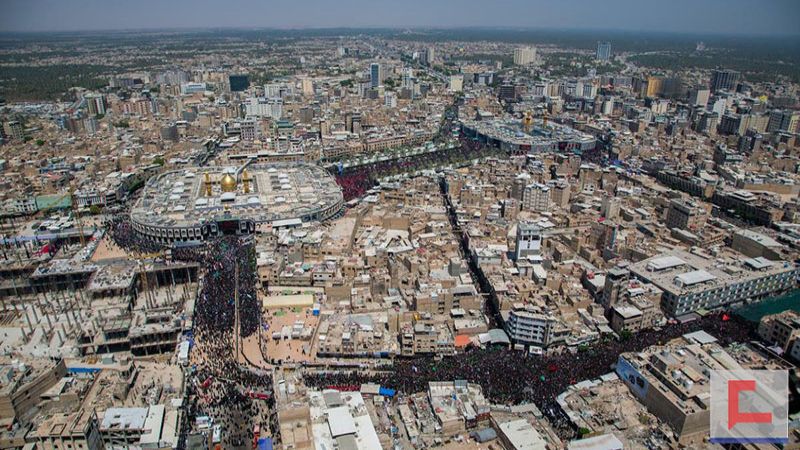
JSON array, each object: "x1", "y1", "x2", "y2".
[{"x1": 1, "y1": 25, "x2": 799, "y2": 39}]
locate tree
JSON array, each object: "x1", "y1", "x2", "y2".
[
  {"x1": 153, "y1": 156, "x2": 165, "y2": 166},
  {"x1": 89, "y1": 205, "x2": 102, "y2": 216},
  {"x1": 35, "y1": 139, "x2": 45, "y2": 146}
]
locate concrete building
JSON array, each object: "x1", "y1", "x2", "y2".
[
  {"x1": 428, "y1": 381, "x2": 490, "y2": 435},
  {"x1": 522, "y1": 183, "x2": 551, "y2": 212},
  {"x1": 497, "y1": 418, "x2": 548, "y2": 450},
  {"x1": 609, "y1": 297, "x2": 658, "y2": 334},
  {"x1": 710, "y1": 69, "x2": 740, "y2": 93},
  {"x1": 665, "y1": 199, "x2": 708, "y2": 232},
  {"x1": 33, "y1": 409, "x2": 104, "y2": 450},
  {"x1": 596, "y1": 42, "x2": 611, "y2": 61},
  {"x1": 601, "y1": 267, "x2": 629, "y2": 308},
  {"x1": 629, "y1": 250, "x2": 798, "y2": 317},
  {"x1": 513, "y1": 47, "x2": 536, "y2": 66},
  {"x1": 0, "y1": 359, "x2": 67, "y2": 423},
  {"x1": 600, "y1": 194, "x2": 620, "y2": 220},
  {"x1": 3, "y1": 121, "x2": 24, "y2": 141},
  {"x1": 308, "y1": 389, "x2": 381, "y2": 450},
  {"x1": 448, "y1": 75, "x2": 463, "y2": 93},
  {"x1": 616, "y1": 331, "x2": 786, "y2": 445},
  {"x1": 502, "y1": 306, "x2": 568, "y2": 348},
  {"x1": 515, "y1": 222, "x2": 542, "y2": 261},
  {"x1": 758, "y1": 310, "x2": 800, "y2": 352},
  {"x1": 731, "y1": 229, "x2": 784, "y2": 260}
]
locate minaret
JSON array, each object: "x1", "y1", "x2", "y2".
[
  {"x1": 242, "y1": 169, "x2": 252, "y2": 194},
  {"x1": 204, "y1": 172, "x2": 212, "y2": 197}
]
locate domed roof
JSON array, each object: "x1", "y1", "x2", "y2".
[{"x1": 220, "y1": 173, "x2": 237, "y2": 192}]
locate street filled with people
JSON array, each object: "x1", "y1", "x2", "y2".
[
  {"x1": 174, "y1": 236, "x2": 277, "y2": 450},
  {"x1": 304, "y1": 312, "x2": 755, "y2": 438}
]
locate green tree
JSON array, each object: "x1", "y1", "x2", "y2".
[
  {"x1": 35, "y1": 139, "x2": 45, "y2": 146},
  {"x1": 153, "y1": 156, "x2": 165, "y2": 166},
  {"x1": 89, "y1": 205, "x2": 102, "y2": 215}
]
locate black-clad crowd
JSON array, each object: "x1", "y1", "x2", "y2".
[{"x1": 305, "y1": 313, "x2": 755, "y2": 438}]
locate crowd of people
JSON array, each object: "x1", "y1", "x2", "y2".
[
  {"x1": 192, "y1": 235, "x2": 260, "y2": 338},
  {"x1": 333, "y1": 137, "x2": 504, "y2": 202},
  {"x1": 106, "y1": 215, "x2": 163, "y2": 254},
  {"x1": 175, "y1": 235, "x2": 277, "y2": 449},
  {"x1": 304, "y1": 312, "x2": 756, "y2": 438}
]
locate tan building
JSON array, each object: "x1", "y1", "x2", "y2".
[
  {"x1": 33, "y1": 409, "x2": 104, "y2": 450},
  {"x1": 758, "y1": 310, "x2": 800, "y2": 352},
  {"x1": 400, "y1": 321, "x2": 454, "y2": 356},
  {"x1": 0, "y1": 359, "x2": 67, "y2": 423},
  {"x1": 665, "y1": 198, "x2": 708, "y2": 232}
]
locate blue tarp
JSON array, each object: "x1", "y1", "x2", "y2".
[
  {"x1": 68, "y1": 367, "x2": 102, "y2": 374},
  {"x1": 379, "y1": 387, "x2": 396, "y2": 397},
  {"x1": 257, "y1": 438, "x2": 273, "y2": 450}
]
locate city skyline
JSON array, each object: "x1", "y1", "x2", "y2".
[{"x1": 1, "y1": 0, "x2": 799, "y2": 35}]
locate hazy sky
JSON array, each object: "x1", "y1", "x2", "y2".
[{"x1": 1, "y1": 0, "x2": 798, "y2": 35}]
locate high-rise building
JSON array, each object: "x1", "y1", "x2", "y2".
[
  {"x1": 602, "y1": 267, "x2": 630, "y2": 308},
  {"x1": 645, "y1": 76, "x2": 665, "y2": 98},
  {"x1": 767, "y1": 109, "x2": 800, "y2": 133},
  {"x1": 421, "y1": 47, "x2": 436, "y2": 66},
  {"x1": 300, "y1": 77, "x2": 314, "y2": 96},
  {"x1": 522, "y1": 183, "x2": 551, "y2": 212},
  {"x1": 384, "y1": 92, "x2": 397, "y2": 108},
  {"x1": 710, "y1": 69, "x2": 740, "y2": 93},
  {"x1": 228, "y1": 74, "x2": 250, "y2": 92},
  {"x1": 596, "y1": 41, "x2": 612, "y2": 61},
  {"x1": 448, "y1": 75, "x2": 463, "y2": 92},
  {"x1": 84, "y1": 93, "x2": 106, "y2": 116},
  {"x1": 3, "y1": 121, "x2": 24, "y2": 140},
  {"x1": 370, "y1": 63, "x2": 383, "y2": 88},
  {"x1": 513, "y1": 47, "x2": 536, "y2": 66},
  {"x1": 688, "y1": 86, "x2": 710, "y2": 107},
  {"x1": 600, "y1": 194, "x2": 620, "y2": 220},
  {"x1": 665, "y1": 199, "x2": 708, "y2": 231}
]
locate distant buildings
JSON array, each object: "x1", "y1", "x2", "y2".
[
  {"x1": 710, "y1": 68, "x2": 740, "y2": 93},
  {"x1": 420, "y1": 47, "x2": 436, "y2": 66},
  {"x1": 228, "y1": 74, "x2": 249, "y2": 92},
  {"x1": 596, "y1": 41, "x2": 612, "y2": 61},
  {"x1": 370, "y1": 63, "x2": 383, "y2": 88},
  {"x1": 513, "y1": 47, "x2": 536, "y2": 66}
]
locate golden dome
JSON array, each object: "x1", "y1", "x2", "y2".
[{"x1": 220, "y1": 173, "x2": 237, "y2": 192}]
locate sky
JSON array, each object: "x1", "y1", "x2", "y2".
[{"x1": 1, "y1": 0, "x2": 798, "y2": 35}]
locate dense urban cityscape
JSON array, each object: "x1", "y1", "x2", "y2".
[{"x1": 0, "y1": 1, "x2": 799, "y2": 449}]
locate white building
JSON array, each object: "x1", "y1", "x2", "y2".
[
  {"x1": 308, "y1": 389, "x2": 381, "y2": 450},
  {"x1": 448, "y1": 75, "x2": 463, "y2": 93},
  {"x1": 503, "y1": 306, "x2": 566, "y2": 348},
  {"x1": 515, "y1": 222, "x2": 542, "y2": 261},
  {"x1": 513, "y1": 47, "x2": 537, "y2": 66},
  {"x1": 244, "y1": 97, "x2": 283, "y2": 119}
]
